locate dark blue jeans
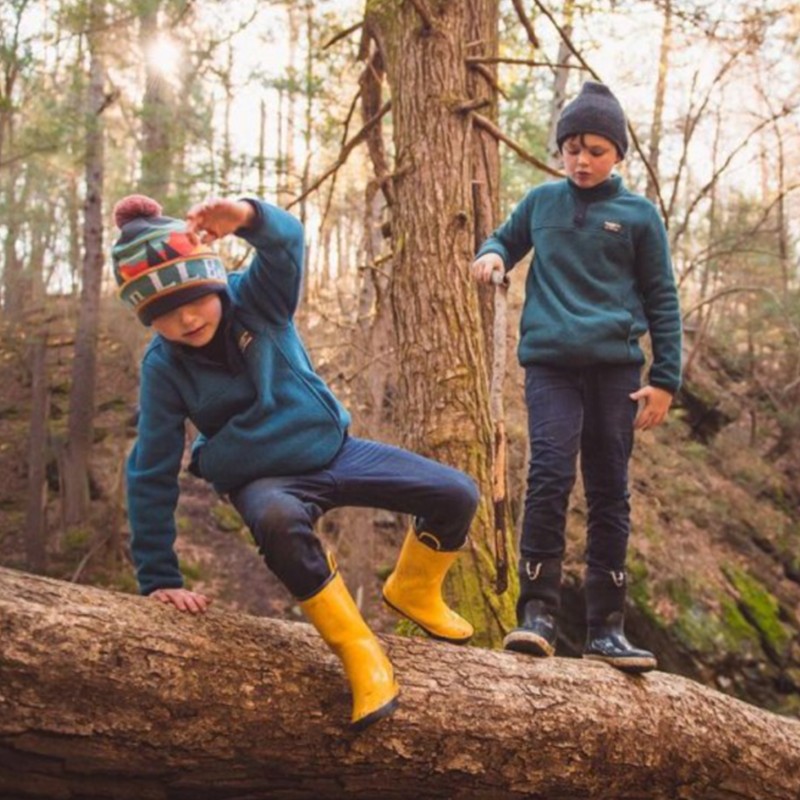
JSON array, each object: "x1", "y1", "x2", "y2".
[
  {"x1": 229, "y1": 436, "x2": 479, "y2": 599},
  {"x1": 520, "y1": 363, "x2": 640, "y2": 572}
]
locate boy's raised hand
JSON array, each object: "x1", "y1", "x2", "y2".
[
  {"x1": 149, "y1": 587, "x2": 212, "y2": 614},
  {"x1": 186, "y1": 198, "x2": 255, "y2": 245},
  {"x1": 471, "y1": 253, "x2": 505, "y2": 284}
]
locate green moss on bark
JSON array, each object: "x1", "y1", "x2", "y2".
[{"x1": 723, "y1": 564, "x2": 791, "y2": 657}]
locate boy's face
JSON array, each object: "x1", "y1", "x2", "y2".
[
  {"x1": 561, "y1": 133, "x2": 621, "y2": 188},
  {"x1": 151, "y1": 293, "x2": 223, "y2": 347}
]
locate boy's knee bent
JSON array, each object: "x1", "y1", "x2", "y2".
[
  {"x1": 420, "y1": 471, "x2": 479, "y2": 550},
  {"x1": 251, "y1": 493, "x2": 330, "y2": 598},
  {"x1": 451, "y1": 472, "x2": 480, "y2": 523},
  {"x1": 251, "y1": 492, "x2": 312, "y2": 548}
]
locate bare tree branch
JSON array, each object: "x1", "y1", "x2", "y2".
[
  {"x1": 358, "y1": 42, "x2": 395, "y2": 208},
  {"x1": 456, "y1": 98, "x2": 492, "y2": 114},
  {"x1": 682, "y1": 285, "x2": 800, "y2": 344},
  {"x1": 466, "y1": 56, "x2": 581, "y2": 69},
  {"x1": 468, "y1": 62, "x2": 509, "y2": 100},
  {"x1": 677, "y1": 181, "x2": 800, "y2": 288},
  {"x1": 323, "y1": 21, "x2": 363, "y2": 50},
  {"x1": 0, "y1": 144, "x2": 59, "y2": 169},
  {"x1": 665, "y1": 47, "x2": 745, "y2": 223},
  {"x1": 473, "y1": 113, "x2": 563, "y2": 178},
  {"x1": 287, "y1": 101, "x2": 392, "y2": 210},
  {"x1": 511, "y1": 0, "x2": 539, "y2": 48},
  {"x1": 670, "y1": 103, "x2": 797, "y2": 247},
  {"x1": 319, "y1": 88, "x2": 363, "y2": 232}
]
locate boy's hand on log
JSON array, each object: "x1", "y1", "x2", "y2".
[
  {"x1": 149, "y1": 587, "x2": 212, "y2": 614},
  {"x1": 186, "y1": 198, "x2": 255, "y2": 245},
  {"x1": 471, "y1": 253, "x2": 505, "y2": 284}
]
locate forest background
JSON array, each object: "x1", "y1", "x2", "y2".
[{"x1": 1, "y1": 0, "x2": 799, "y2": 721}]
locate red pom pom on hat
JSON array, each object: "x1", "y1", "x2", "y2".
[{"x1": 113, "y1": 194, "x2": 163, "y2": 229}]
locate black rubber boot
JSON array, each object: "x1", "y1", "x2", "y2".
[
  {"x1": 503, "y1": 558, "x2": 561, "y2": 656},
  {"x1": 583, "y1": 568, "x2": 656, "y2": 673}
]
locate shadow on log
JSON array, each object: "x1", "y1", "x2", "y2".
[{"x1": 1, "y1": 567, "x2": 799, "y2": 800}]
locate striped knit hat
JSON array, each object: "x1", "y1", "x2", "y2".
[{"x1": 111, "y1": 195, "x2": 228, "y2": 325}]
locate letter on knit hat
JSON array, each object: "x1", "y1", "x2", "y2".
[
  {"x1": 110, "y1": 195, "x2": 228, "y2": 326},
  {"x1": 556, "y1": 81, "x2": 629, "y2": 157}
]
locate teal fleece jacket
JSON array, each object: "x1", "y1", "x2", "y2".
[
  {"x1": 127, "y1": 200, "x2": 350, "y2": 595},
  {"x1": 477, "y1": 175, "x2": 682, "y2": 393}
]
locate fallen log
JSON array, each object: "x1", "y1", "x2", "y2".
[{"x1": 1, "y1": 566, "x2": 798, "y2": 800}]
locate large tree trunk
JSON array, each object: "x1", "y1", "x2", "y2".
[
  {"x1": 365, "y1": 0, "x2": 515, "y2": 648},
  {"x1": 1, "y1": 567, "x2": 799, "y2": 800}
]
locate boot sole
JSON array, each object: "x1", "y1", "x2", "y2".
[
  {"x1": 350, "y1": 694, "x2": 400, "y2": 732},
  {"x1": 502, "y1": 630, "x2": 555, "y2": 657},
  {"x1": 382, "y1": 595, "x2": 473, "y2": 645},
  {"x1": 582, "y1": 654, "x2": 657, "y2": 673}
]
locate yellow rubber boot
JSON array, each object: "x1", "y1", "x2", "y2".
[
  {"x1": 300, "y1": 572, "x2": 399, "y2": 731},
  {"x1": 382, "y1": 530, "x2": 474, "y2": 644}
]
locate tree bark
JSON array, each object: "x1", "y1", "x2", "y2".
[
  {"x1": 365, "y1": 0, "x2": 515, "y2": 648},
  {"x1": 1, "y1": 567, "x2": 799, "y2": 800}
]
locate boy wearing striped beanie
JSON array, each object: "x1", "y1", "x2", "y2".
[{"x1": 113, "y1": 194, "x2": 479, "y2": 732}]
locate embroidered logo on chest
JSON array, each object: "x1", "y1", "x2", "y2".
[{"x1": 604, "y1": 221, "x2": 623, "y2": 233}]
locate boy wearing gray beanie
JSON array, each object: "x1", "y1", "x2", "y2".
[{"x1": 472, "y1": 81, "x2": 681, "y2": 672}]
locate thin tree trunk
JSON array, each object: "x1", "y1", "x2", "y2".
[
  {"x1": 258, "y1": 98, "x2": 267, "y2": 198},
  {"x1": 62, "y1": 0, "x2": 107, "y2": 526},
  {"x1": 1, "y1": 567, "x2": 799, "y2": 800},
  {"x1": 27, "y1": 196, "x2": 56, "y2": 307},
  {"x1": 276, "y1": 81, "x2": 286, "y2": 204},
  {"x1": 300, "y1": 0, "x2": 314, "y2": 231},
  {"x1": 683, "y1": 107, "x2": 722, "y2": 377},
  {"x1": 278, "y1": 2, "x2": 299, "y2": 207},
  {"x1": 67, "y1": 172, "x2": 82, "y2": 293},
  {"x1": 220, "y1": 43, "x2": 234, "y2": 196},
  {"x1": 0, "y1": 3, "x2": 24, "y2": 319},
  {"x1": 24, "y1": 336, "x2": 49, "y2": 573},
  {"x1": 545, "y1": 0, "x2": 574, "y2": 167},
  {"x1": 300, "y1": 0, "x2": 314, "y2": 302},
  {"x1": 365, "y1": 1, "x2": 515, "y2": 645},
  {"x1": 139, "y1": 2, "x2": 172, "y2": 199},
  {"x1": 646, "y1": 0, "x2": 672, "y2": 204},
  {"x1": 2, "y1": 160, "x2": 23, "y2": 320}
]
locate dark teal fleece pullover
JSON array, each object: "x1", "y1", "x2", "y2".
[
  {"x1": 126, "y1": 201, "x2": 350, "y2": 595},
  {"x1": 477, "y1": 175, "x2": 682, "y2": 393}
]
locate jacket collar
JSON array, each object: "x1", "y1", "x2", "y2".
[{"x1": 566, "y1": 173, "x2": 623, "y2": 202}]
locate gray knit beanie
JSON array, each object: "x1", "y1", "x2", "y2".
[{"x1": 556, "y1": 81, "x2": 628, "y2": 157}]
